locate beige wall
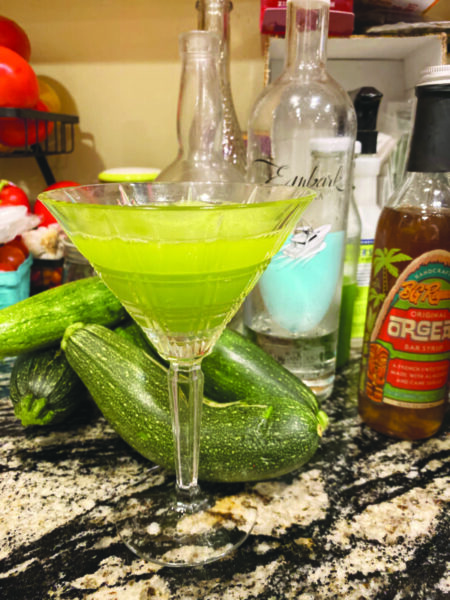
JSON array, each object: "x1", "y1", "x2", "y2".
[{"x1": 0, "y1": 0, "x2": 448, "y2": 200}]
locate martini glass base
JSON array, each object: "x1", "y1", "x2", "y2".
[{"x1": 115, "y1": 483, "x2": 257, "y2": 567}]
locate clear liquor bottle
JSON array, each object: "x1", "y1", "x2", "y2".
[
  {"x1": 196, "y1": 0, "x2": 246, "y2": 174},
  {"x1": 156, "y1": 30, "x2": 243, "y2": 183},
  {"x1": 244, "y1": 0, "x2": 356, "y2": 400}
]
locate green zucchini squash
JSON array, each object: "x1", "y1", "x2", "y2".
[
  {"x1": 203, "y1": 328, "x2": 319, "y2": 414},
  {"x1": 0, "y1": 276, "x2": 127, "y2": 358},
  {"x1": 10, "y1": 346, "x2": 87, "y2": 426},
  {"x1": 62, "y1": 323, "x2": 326, "y2": 482},
  {"x1": 115, "y1": 321, "x2": 319, "y2": 415},
  {"x1": 114, "y1": 319, "x2": 154, "y2": 352}
]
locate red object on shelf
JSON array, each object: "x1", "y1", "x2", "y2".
[{"x1": 260, "y1": 0, "x2": 355, "y2": 37}]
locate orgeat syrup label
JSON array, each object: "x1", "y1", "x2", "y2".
[{"x1": 365, "y1": 249, "x2": 450, "y2": 408}]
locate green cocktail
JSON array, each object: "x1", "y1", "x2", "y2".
[
  {"x1": 42, "y1": 182, "x2": 314, "y2": 567},
  {"x1": 46, "y1": 198, "x2": 304, "y2": 359}
]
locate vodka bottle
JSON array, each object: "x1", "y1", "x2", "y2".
[
  {"x1": 196, "y1": 0, "x2": 246, "y2": 174},
  {"x1": 245, "y1": 0, "x2": 356, "y2": 400},
  {"x1": 156, "y1": 30, "x2": 243, "y2": 183},
  {"x1": 358, "y1": 65, "x2": 450, "y2": 440}
]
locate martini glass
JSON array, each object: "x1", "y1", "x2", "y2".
[{"x1": 41, "y1": 181, "x2": 314, "y2": 567}]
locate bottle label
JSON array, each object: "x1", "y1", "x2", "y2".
[
  {"x1": 259, "y1": 225, "x2": 345, "y2": 334},
  {"x1": 351, "y1": 238, "x2": 375, "y2": 339},
  {"x1": 364, "y1": 249, "x2": 450, "y2": 408},
  {"x1": 254, "y1": 158, "x2": 346, "y2": 192},
  {"x1": 248, "y1": 145, "x2": 351, "y2": 336}
]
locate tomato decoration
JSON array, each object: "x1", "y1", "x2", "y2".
[
  {"x1": 43, "y1": 180, "x2": 80, "y2": 191},
  {"x1": 0, "y1": 99, "x2": 54, "y2": 148},
  {"x1": 0, "y1": 261, "x2": 14, "y2": 271},
  {"x1": 0, "y1": 16, "x2": 31, "y2": 61},
  {"x1": 33, "y1": 199, "x2": 57, "y2": 227},
  {"x1": 0, "y1": 46, "x2": 38, "y2": 108},
  {"x1": 34, "y1": 180, "x2": 80, "y2": 227},
  {"x1": 7, "y1": 235, "x2": 29, "y2": 258},
  {"x1": 0, "y1": 179, "x2": 30, "y2": 211},
  {"x1": 0, "y1": 242, "x2": 26, "y2": 271}
]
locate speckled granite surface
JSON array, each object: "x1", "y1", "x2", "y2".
[{"x1": 0, "y1": 356, "x2": 449, "y2": 600}]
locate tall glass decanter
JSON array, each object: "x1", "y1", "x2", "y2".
[
  {"x1": 244, "y1": 0, "x2": 356, "y2": 400},
  {"x1": 157, "y1": 30, "x2": 243, "y2": 183},
  {"x1": 197, "y1": 0, "x2": 246, "y2": 174}
]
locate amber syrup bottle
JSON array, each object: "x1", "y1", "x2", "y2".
[{"x1": 358, "y1": 65, "x2": 450, "y2": 440}]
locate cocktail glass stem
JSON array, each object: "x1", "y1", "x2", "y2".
[{"x1": 167, "y1": 360, "x2": 204, "y2": 495}]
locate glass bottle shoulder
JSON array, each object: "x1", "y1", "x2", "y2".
[
  {"x1": 248, "y1": 70, "x2": 356, "y2": 133},
  {"x1": 387, "y1": 172, "x2": 450, "y2": 213}
]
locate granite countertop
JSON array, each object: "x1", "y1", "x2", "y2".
[{"x1": 0, "y1": 355, "x2": 449, "y2": 600}]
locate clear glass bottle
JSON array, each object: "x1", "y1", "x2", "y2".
[
  {"x1": 358, "y1": 65, "x2": 450, "y2": 440},
  {"x1": 244, "y1": 0, "x2": 356, "y2": 400},
  {"x1": 196, "y1": 0, "x2": 246, "y2": 174},
  {"x1": 156, "y1": 30, "x2": 243, "y2": 183}
]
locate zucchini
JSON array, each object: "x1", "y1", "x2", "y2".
[
  {"x1": 203, "y1": 328, "x2": 319, "y2": 414},
  {"x1": 10, "y1": 346, "x2": 87, "y2": 426},
  {"x1": 0, "y1": 276, "x2": 127, "y2": 358},
  {"x1": 114, "y1": 319, "x2": 154, "y2": 352},
  {"x1": 116, "y1": 321, "x2": 319, "y2": 415},
  {"x1": 62, "y1": 323, "x2": 326, "y2": 482}
]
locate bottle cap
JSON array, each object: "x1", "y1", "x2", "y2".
[
  {"x1": 350, "y1": 87, "x2": 383, "y2": 154},
  {"x1": 98, "y1": 167, "x2": 161, "y2": 183},
  {"x1": 407, "y1": 65, "x2": 450, "y2": 173},
  {"x1": 417, "y1": 65, "x2": 450, "y2": 87}
]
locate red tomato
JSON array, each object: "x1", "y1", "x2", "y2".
[
  {"x1": 0, "y1": 16, "x2": 31, "y2": 61},
  {"x1": 0, "y1": 262, "x2": 14, "y2": 271},
  {"x1": 0, "y1": 180, "x2": 30, "y2": 211},
  {"x1": 7, "y1": 235, "x2": 29, "y2": 257},
  {"x1": 44, "y1": 181, "x2": 81, "y2": 191},
  {"x1": 34, "y1": 180, "x2": 80, "y2": 227},
  {"x1": 0, "y1": 46, "x2": 38, "y2": 108},
  {"x1": 0, "y1": 243, "x2": 26, "y2": 270},
  {"x1": 0, "y1": 99, "x2": 54, "y2": 147}
]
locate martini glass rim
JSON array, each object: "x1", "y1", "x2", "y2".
[{"x1": 38, "y1": 181, "x2": 316, "y2": 208}]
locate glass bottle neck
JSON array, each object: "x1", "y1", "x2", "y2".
[
  {"x1": 285, "y1": 0, "x2": 329, "y2": 73},
  {"x1": 197, "y1": 0, "x2": 231, "y2": 78},
  {"x1": 178, "y1": 49, "x2": 223, "y2": 162},
  {"x1": 389, "y1": 171, "x2": 450, "y2": 211}
]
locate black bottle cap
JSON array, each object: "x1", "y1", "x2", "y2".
[
  {"x1": 349, "y1": 87, "x2": 383, "y2": 154},
  {"x1": 407, "y1": 66, "x2": 450, "y2": 173}
]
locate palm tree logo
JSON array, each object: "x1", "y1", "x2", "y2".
[
  {"x1": 366, "y1": 247, "x2": 411, "y2": 333},
  {"x1": 360, "y1": 246, "x2": 412, "y2": 393},
  {"x1": 373, "y1": 247, "x2": 412, "y2": 294}
]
